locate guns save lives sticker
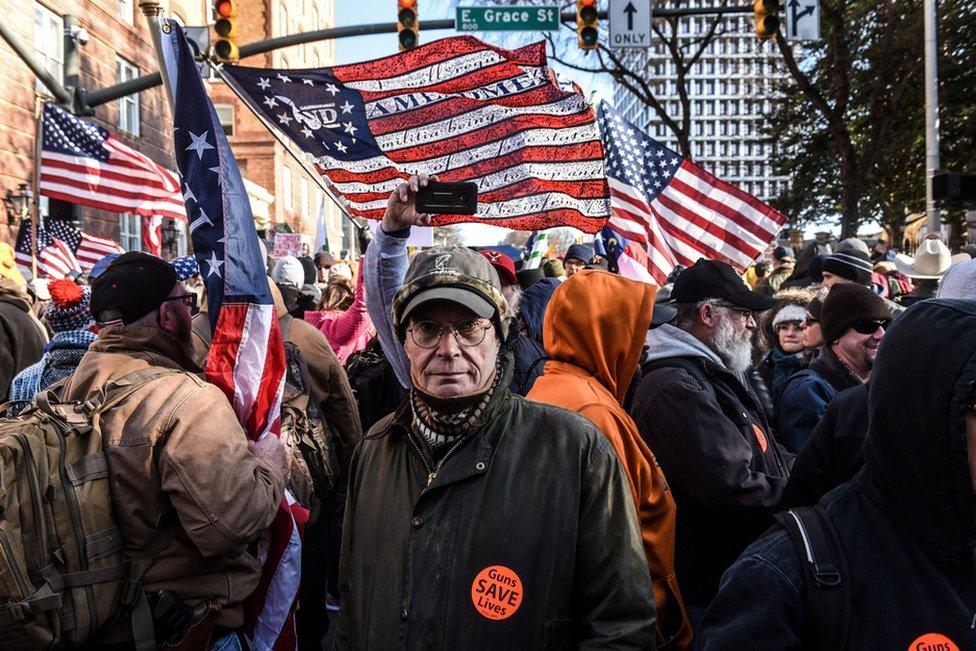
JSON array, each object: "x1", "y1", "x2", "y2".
[{"x1": 471, "y1": 565, "x2": 523, "y2": 620}]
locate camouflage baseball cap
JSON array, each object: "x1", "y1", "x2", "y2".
[{"x1": 392, "y1": 246, "x2": 510, "y2": 342}]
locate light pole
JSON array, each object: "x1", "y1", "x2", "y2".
[{"x1": 924, "y1": 0, "x2": 941, "y2": 236}]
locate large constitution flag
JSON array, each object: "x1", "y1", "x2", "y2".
[
  {"x1": 598, "y1": 102, "x2": 787, "y2": 285},
  {"x1": 161, "y1": 21, "x2": 303, "y2": 651},
  {"x1": 222, "y1": 36, "x2": 611, "y2": 233}
]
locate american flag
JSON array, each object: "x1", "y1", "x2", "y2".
[
  {"x1": 14, "y1": 218, "x2": 123, "y2": 279},
  {"x1": 222, "y1": 36, "x2": 611, "y2": 233},
  {"x1": 40, "y1": 103, "x2": 187, "y2": 221},
  {"x1": 598, "y1": 103, "x2": 787, "y2": 285},
  {"x1": 162, "y1": 22, "x2": 304, "y2": 651}
]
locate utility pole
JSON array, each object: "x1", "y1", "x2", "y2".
[{"x1": 924, "y1": 0, "x2": 941, "y2": 236}]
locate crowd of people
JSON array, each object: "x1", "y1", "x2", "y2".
[{"x1": 1, "y1": 174, "x2": 975, "y2": 650}]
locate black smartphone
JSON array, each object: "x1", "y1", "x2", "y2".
[{"x1": 415, "y1": 181, "x2": 478, "y2": 215}]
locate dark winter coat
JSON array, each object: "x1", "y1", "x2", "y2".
[
  {"x1": 775, "y1": 347, "x2": 863, "y2": 453},
  {"x1": 0, "y1": 279, "x2": 46, "y2": 398},
  {"x1": 782, "y1": 383, "x2": 869, "y2": 508},
  {"x1": 337, "y1": 361, "x2": 657, "y2": 650},
  {"x1": 509, "y1": 277, "x2": 559, "y2": 395},
  {"x1": 759, "y1": 347, "x2": 808, "y2": 401},
  {"x1": 632, "y1": 324, "x2": 793, "y2": 608},
  {"x1": 699, "y1": 300, "x2": 976, "y2": 651}
]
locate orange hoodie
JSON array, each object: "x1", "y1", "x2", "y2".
[{"x1": 527, "y1": 269, "x2": 691, "y2": 650}]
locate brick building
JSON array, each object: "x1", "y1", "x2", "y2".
[{"x1": 0, "y1": 0, "x2": 342, "y2": 264}]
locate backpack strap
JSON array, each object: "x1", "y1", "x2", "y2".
[
  {"x1": 775, "y1": 506, "x2": 851, "y2": 650},
  {"x1": 123, "y1": 518, "x2": 181, "y2": 651}
]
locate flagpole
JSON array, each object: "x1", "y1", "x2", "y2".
[
  {"x1": 137, "y1": 1, "x2": 175, "y2": 114},
  {"x1": 212, "y1": 63, "x2": 366, "y2": 233},
  {"x1": 30, "y1": 95, "x2": 43, "y2": 279}
]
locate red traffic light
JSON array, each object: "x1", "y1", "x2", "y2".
[{"x1": 215, "y1": 0, "x2": 233, "y2": 18}]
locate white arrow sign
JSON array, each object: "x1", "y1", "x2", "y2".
[
  {"x1": 786, "y1": 0, "x2": 821, "y2": 41},
  {"x1": 608, "y1": 0, "x2": 652, "y2": 49}
]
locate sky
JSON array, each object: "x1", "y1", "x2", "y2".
[{"x1": 333, "y1": 2, "x2": 613, "y2": 246}]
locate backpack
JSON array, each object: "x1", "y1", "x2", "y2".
[
  {"x1": 0, "y1": 368, "x2": 179, "y2": 650},
  {"x1": 278, "y1": 315, "x2": 336, "y2": 517},
  {"x1": 344, "y1": 337, "x2": 408, "y2": 432},
  {"x1": 775, "y1": 505, "x2": 852, "y2": 650}
]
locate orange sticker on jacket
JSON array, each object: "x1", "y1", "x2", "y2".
[
  {"x1": 752, "y1": 423, "x2": 768, "y2": 452},
  {"x1": 471, "y1": 565, "x2": 523, "y2": 620},
  {"x1": 909, "y1": 633, "x2": 960, "y2": 651}
]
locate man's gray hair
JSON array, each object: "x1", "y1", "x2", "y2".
[{"x1": 673, "y1": 299, "x2": 719, "y2": 330}]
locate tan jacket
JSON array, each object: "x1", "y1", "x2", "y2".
[{"x1": 62, "y1": 326, "x2": 284, "y2": 629}]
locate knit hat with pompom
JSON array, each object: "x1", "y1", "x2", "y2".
[{"x1": 45, "y1": 279, "x2": 94, "y2": 333}]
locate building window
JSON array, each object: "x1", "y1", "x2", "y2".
[
  {"x1": 215, "y1": 104, "x2": 235, "y2": 136},
  {"x1": 119, "y1": 214, "x2": 141, "y2": 251},
  {"x1": 282, "y1": 167, "x2": 293, "y2": 210},
  {"x1": 117, "y1": 0, "x2": 133, "y2": 23},
  {"x1": 278, "y1": 2, "x2": 288, "y2": 37},
  {"x1": 34, "y1": 4, "x2": 64, "y2": 93},
  {"x1": 116, "y1": 57, "x2": 140, "y2": 136},
  {"x1": 300, "y1": 178, "x2": 310, "y2": 217}
]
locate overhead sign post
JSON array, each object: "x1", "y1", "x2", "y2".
[
  {"x1": 455, "y1": 6, "x2": 560, "y2": 32},
  {"x1": 608, "y1": 0, "x2": 652, "y2": 49},
  {"x1": 785, "y1": 0, "x2": 820, "y2": 41}
]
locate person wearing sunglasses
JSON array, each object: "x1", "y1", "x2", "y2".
[{"x1": 776, "y1": 283, "x2": 891, "y2": 454}]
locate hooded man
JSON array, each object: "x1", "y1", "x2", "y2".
[
  {"x1": 339, "y1": 178, "x2": 656, "y2": 650},
  {"x1": 0, "y1": 277, "x2": 47, "y2": 397},
  {"x1": 699, "y1": 300, "x2": 976, "y2": 650},
  {"x1": 775, "y1": 283, "x2": 890, "y2": 453},
  {"x1": 563, "y1": 243, "x2": 594, "y2": 278},
  {"x1": 528, "y1": 269, "x2": 691, "y2": 649},
  {"x1": 631, "y1": 259, "x2": 793, "y2": 627}
]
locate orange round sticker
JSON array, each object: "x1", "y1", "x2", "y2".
[
  {"x1": 909, "y1": 633, "x2": 959, "y2": 651},
  {"x1": 752, "y1": 423, "x2": 768, "y2": 452},
  {"x1": 471, "y1": 565, "x2": 523, "y2": 620}
]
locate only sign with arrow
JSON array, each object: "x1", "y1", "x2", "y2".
[
  {"x1": 609, "y1": 0, "x2": 652, "y2": 49},
  {"x1": 786, "y1": 0, "x2": 821, "y2": 41}
]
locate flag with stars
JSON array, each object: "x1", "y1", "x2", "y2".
[
  {"x1": 39, "y1": 103, "x2": 187, "y2": 221},
  {"x1": 222, "y1": 36, "x2": 611, "y2": 233},
  {"x1": 14, "y1": 218, "x2": 123, "y2": 279},
  {"x1": 598, "y1": 102, "x2": 787, "y2": 284},
  {"x1": 162, "y1": 22, "x2": 304, "y2": 651}
]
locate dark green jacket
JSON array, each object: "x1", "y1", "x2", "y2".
[{"x1": 337, "y1": 367, "x2": 657, "y2": 650}]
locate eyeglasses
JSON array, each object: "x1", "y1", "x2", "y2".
[
  {"x1": 160, "y1": 293, "x2": 197, "y2": 311},
  {"x1": 407, "y1": 318, "x2": 492, "y2": 349},
  {"x1": 714, "y1": 302, "x2": 755, "y2": 318},
  {"x1": 851, "y1": 319, "x2": 889, "y2": 335},
  {"x1": 803, "y1": 315, "x2": 818, "y2": 326}
]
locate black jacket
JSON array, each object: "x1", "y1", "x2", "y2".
[
  {"x1": 632, "y1": 325, "x2": 793, "y2": 607},
  {"x1": 699, "y1": 300, "x2": 976, "y2": 650},
  {"x1": 782, "y1": 383, "x2": 869, "y2": 508},
  {"x1": 775, "y1": 347, "x2": 863, "y2": 453},
  {"x1": 337, "y1": 363, "x2": 657, "y2": 650}
]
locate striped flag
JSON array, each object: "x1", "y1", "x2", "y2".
[
  {"x1": 597, "y1": 102, "x2": 787, "y2": 285},
  {"x1": 39, "y1": 103, "x2": 187, "y2": 221},
  {"x1": 222, "y1": 36, "x2": 611, "y2": 233},
  {"x1": 522, "y1": 231, "x2": 550, "y2": 269},
  {"x1": 14, "y1": 218, "x2": 123, "y2": 279},
  {"x1": 162, "y1": 22, "x2": 304, "y2": 651}
]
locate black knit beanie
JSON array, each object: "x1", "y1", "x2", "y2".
[
  {"x1": 822, "y1": 249, "x2": 873, "y2": 285},
  {"x1": 820, "y1": 283, "x2": 891, "y2": 344}
]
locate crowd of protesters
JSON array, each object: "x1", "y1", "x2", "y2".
[{"x1": 1, "y1": 177, "x2": 976, "y2": 650}]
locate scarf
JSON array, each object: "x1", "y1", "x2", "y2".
[{"x1": 411, "y1": 362, "x2": 502, "y2": 455}]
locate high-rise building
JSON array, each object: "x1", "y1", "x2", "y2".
[{"x1": 611, "y1": 4, "x2": 790, "y2": 203}]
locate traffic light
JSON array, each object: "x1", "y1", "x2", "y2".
[
  {"x1": 577, "y1": 0, "x2": 598, "y2": 50},
  {"x1": 753, "y1": 0, "x2": 780, "y2": 40},
  {"x1": 397, "y1": 0, "x2": 419, "y2": 51},
  {"x1": 213, "y1": 0, "x2": 239, "y2": 62}
]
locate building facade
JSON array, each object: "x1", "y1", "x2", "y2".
[
  {"x1": 0, "y1": 0, "x2": 343, "y2": 264},
  {"x1": 611, "y1": 4, "x2": 790, "y2": 203}
]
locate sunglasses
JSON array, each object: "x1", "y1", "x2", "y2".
[
  {"x1": 803, "y1": 315, "x2": 819, "y2": 325},
  {"x1": 160, "y1": 293, "x2": 198, "y2": 310},
  {"x1": 851, "y1": 319, "x2": 889, "y2": 335}
]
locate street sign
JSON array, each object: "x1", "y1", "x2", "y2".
[
  {"x1": 456, "y1": 6, "x2": 560, "y2": 32},
  {"x1": 608, "y1": 0, "x2": 652, "y2": 49},
  {"x1": 785, "y1": 0, "x2": 821, "y2": 41}
]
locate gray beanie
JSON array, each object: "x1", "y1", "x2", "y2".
[
  {"x1": 272, "y1": 256, "x2": 304, "y2": 289},
  {"x1": 937, "y1": 259, "x2": 976, "y2": 299}
]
